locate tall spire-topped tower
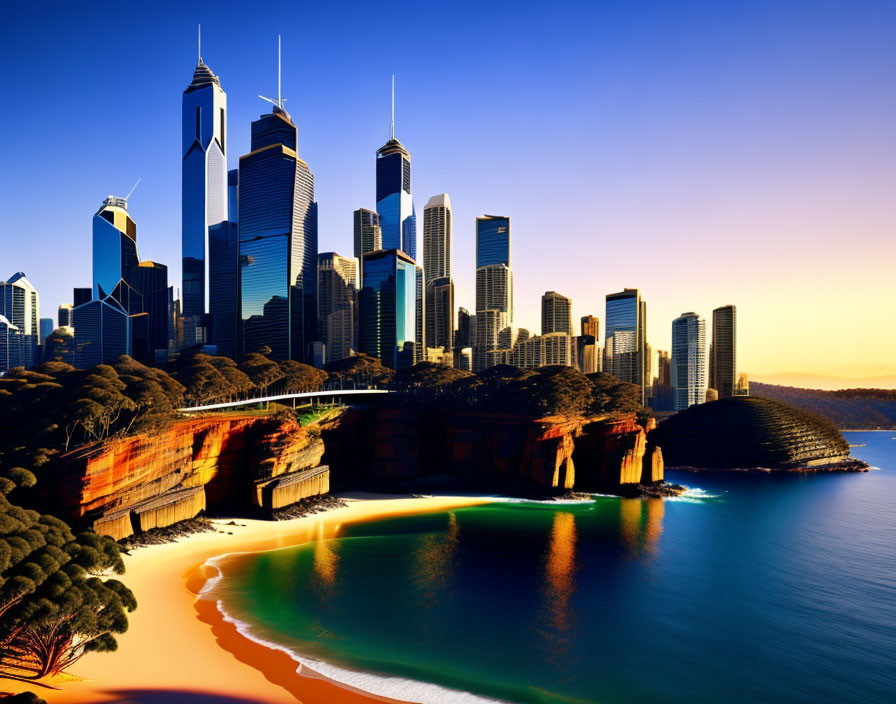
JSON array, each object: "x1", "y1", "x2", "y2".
[
  {"x1": 182, "y1": 29, "x2": 228, "y2": 348},
  {"x1": 376, "y1": 76, "x2": 416, "y2": 260},
  {"x1": 238, "y1": 36, "x2": 318, "y2": 362}
]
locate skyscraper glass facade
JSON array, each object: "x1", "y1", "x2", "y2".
[
  {"x1": 476, "y1": 215, "x2": 511, "y2": 268},
  {"x1": 0, "y1": 272, "x2": 40, "y2": 369},
  {"x1": 710, "y1": 304, "x2": 737, "y2": 398},
  {"x1": 376, "y1": 139, "x2": 416, "y2": 259},
  {"x1": 604, "y1": 289, "x2": 647, "y2": 404},
  {"x1": 672, "y1": 312, "x2": 707, "y2": 411},
  {"x1": 359, "y1": 249, "x2": 416, "y2": 369},
  {"x1": 209, "y1": 221, "x2": 239, "y2": 359}
]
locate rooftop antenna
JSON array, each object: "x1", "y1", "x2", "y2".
[
  {"x1": 125, "y1": 177, "x2": 142, "y2": 202},
  {"x1": 390, "y1": 74, "x2": 395, "y2": 140},
  {"x1": 198, "y1": 24, "x2": 201, "y2": 63},
  {"x1": 258, "y1": 35, "x2": 286, "y2": 110}
]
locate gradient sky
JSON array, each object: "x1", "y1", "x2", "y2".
[{"x1": 1, "y1": 0, "x2": 894, "y2": 377}]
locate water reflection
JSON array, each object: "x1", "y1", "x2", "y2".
[
  {"x1": 540, "y1": 511, "x2": 578, "y2": 673},
  {"x1": 619, "y1": 498, "x2": 665, "y2": 559},
  {"x1": 413, "y1": 512, "x2": 460, "y2": 603},
  {"x1": 312, "y1": 519, "x2": 340, "y2": 589}
]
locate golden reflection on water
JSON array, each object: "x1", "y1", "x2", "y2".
[
  {"x1": 413, "y1": 512, "x2": 460, "y2": 601},
  {"x1": 544, "y1": 511, "x2": 578, "y2": 636},
  {"x1": 312, "y1": 518, "x2": 340, "y2": 587},
  {"x1": 619, "y1": 498, "x2": 665, "y2": 559}
]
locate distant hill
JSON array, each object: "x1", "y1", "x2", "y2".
[
  {"x1": 750, "y1": 373, "x2": 896, "y2": 391},
  {"x1": 751, "y1": 383, "x2": 896, "y2": 430}
]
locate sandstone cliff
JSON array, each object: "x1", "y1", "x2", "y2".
[{"x1": 46, "y1": 414, "x2": 329, "y2": 540}]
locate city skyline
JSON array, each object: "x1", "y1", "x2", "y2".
[{"x1": 2, "y1": 1, "x2": 895, "y2": 377}]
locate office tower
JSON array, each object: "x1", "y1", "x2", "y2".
[
  {"x1": 0, "y1": 315, "x2": 24, "y2": 373},
  {"x1": 359, "y1": 249, "x2": 417, "y2": 369},
  {"x1": 473, "y1": 215, "x2": 512, "y2": 371},
  {"x1": 318, "y1": 253, "x2": 358, "y2": 364},
  {"x1": 456, "y1": 307, "x2": 471, "y2": 349},
  {"x1": 39, "y1": 318, "x2": 53, "y2": 346},
  {"x1": 604, "y1": 288, "x2": 647, "y2": 404},
  {"x1": 128, "y1": 261, "x2": 170, "y2": 362},
  {"x1": 671, "y1": 312, "x2": 707, "y2": 411},
  {"x1": 426, "y1": 277, "x2": 454, "y2": 351},
  {"x1": 182, "y1": 39, "x2": 228, "y2": 347},
  {"x1": 167, "y1": 287, "x2": 183, "y2": 354},
  {"x1": 353, "y1": 209, "x2": 382, "y2": 279},
  {"x1": 58, "y1": 304, "x2": 73, "y2": 328},
  {"x1": 73, "y1": 288, "x2": 92, "y2": 308},
  {"x1": 581, "y1": 314, "x2": 599, "y2": 340},
  {"x1": 0, "y1": 272, "x2": 39, "y2": 369},
  {"x1": 376, "y1": 78, "x2": 416, "y2": 259},
  {"x1": 454, "y1": 347, "x2": 472, "y2": 371},
  {"x1": 652, "y1": 350, "x2": 673, "y2": 411},
  {"x1": 423, "y1": 194, "x2": 451, "y2": 279},
  {"x1": 735, "y1": 373, "x2": 750, "y2": 396},
  {"x1": 576, "y1": 334, "x2": 597, "y2": 374},
  {"x1": 415, "y1": 265, "x2": 425, "y2": 363},
  {"x1": 239, "y1": 51, "x2": 318, "y2": 362},
  {"x1": 709, "y1": 304, "x2": 737, "y2": 399},
  {"x1": 208, "y1": 221, "x2": 239, "y2": 359},
  {"x1": 542, "y1": 291, "x2": 572, "y2": 335},
  {"x1": 227, "y1": 169, "x2": 238, "y2": 223},
  {"x1": 511, "y1": 332, "x2": 572, "y2": 369},
  {"x1": 73, "y1": 298, "x2": 130, "y2": 368},
  {"x1": 476, "y1": 215, "x2": 511, "y2": 268},
  {"x1": 309, "y1": 341, "x2": 326, "y2": 368}
]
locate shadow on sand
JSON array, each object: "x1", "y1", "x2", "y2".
[{"x1": 102, "y1": 691, "x2": 278, "y2": 704}]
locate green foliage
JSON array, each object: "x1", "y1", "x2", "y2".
[{"x1": 0, "y1": 481, "x2": 135, "y2": 681}]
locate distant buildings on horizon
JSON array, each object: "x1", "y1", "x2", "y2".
[{"x1": 0, "y1": 33, "x2": 745, "y2": 414}]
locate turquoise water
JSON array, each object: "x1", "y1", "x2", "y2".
[{"x1": 210, "y1": 432, "x2": 896, "y2": 703}]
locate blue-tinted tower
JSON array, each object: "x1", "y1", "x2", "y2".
[
  {"x1": 239, "y1": 95, "x2": 318, "y2": 361},
  {"x1": 359, "y1": 249, "x2": 417, "y2": 369},
  {"x1": 375, "y1": 80, "x2": 416, "y2": 259},
  {"x1": 476, "y1": 215, "x2": 511, "y2": 268},
  {"x1": 182, "y1": 47, "x2": 228, "y2": 347}
]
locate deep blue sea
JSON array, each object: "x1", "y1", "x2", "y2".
[{"x1": 209, "y1": 432, "x2": 896, "y2": 703}]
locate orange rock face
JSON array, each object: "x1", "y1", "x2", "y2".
[{"x1": 48, "y1": 414, "x2": 330, "y2": 540}]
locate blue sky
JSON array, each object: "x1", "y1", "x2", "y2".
[{"x1": 1, "y1": 0, "x2": 894, "y2": 375}]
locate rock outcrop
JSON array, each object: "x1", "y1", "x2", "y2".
[
  {"x1": 321, "y1": 405, "x2": 663, "y2": 494},
  {"x1": 46, "y1": 414, "x2": 329, "y2": 540}
]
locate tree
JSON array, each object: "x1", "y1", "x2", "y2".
[
  {"x1": 0, "y1": 470, "x2": 136, "y2": 683},
  {"x1": 277, "y1": 360, "x2": 327, "y2": 394},
  {"x1": 392, "y1": 363, "x2": 472, "y2": 391},
  {"x1": 323, "y1": 354, "x2": 394, "y2": 388},
  {"x1": 239, "y1": 352, "x2": 284, "y2": 392}
]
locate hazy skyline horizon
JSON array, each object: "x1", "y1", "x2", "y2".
[{"x1": 2, "y1": 1, "x2": 894, "y2": 378}]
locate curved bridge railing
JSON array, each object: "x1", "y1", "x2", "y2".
[{"x1": 177, "y1": 388, "x2": 391, "y2": 413}]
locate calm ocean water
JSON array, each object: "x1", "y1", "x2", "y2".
[{"x1": 209, "y1": 432, "x2": 896, "y2": 704}]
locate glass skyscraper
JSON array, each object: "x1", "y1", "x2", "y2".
[
  {"x1": 473, "y1": 215, "x2": 513, "y2": 371},
  {"x1": 710, "y1": 304, "x2": 737, "y2": 398},
  {"x1": 182, "y1": 53, "x2": 228, "y2": 346},
  {"x1": 318, "y1": 252, "x2": 358, "y2": 363},
  {"x1": 672, "y1": 312, "x2": 707, "y2": 411},
  {"x1": 541, "y1": 291, "x2": 572, "y2": 335},
  {"x1": 0, "y1": 272, "x2": 39, "y2": 369},
  {"x1": 209, "y1": 221, "x2": 239, "y2": 359},
  {"x1": 239, "y1": 105, "x2": 318, "y2": 361},
  {"x1": 604, "y1": 288, "x2": 648, "y2": 404},
  {"x1": 376, "y1": 135, "x2": 416, "y2": 259},
  {"x1": 475, "y1": 215, "x2": 511, "y2": 268},
  {"x1": 359, "y1": 249, "x2": 417, "y2": 369}
]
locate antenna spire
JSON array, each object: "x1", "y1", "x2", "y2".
[
  {"x1": 278, "y1": 35, "x2": 282, "y2": 108},
  {"x1": 125, "y1": 177, "x2": 142, "y2": 202},
  {"x1": 198, "y1": 24, "x2": 201, "y2": 63},
  {"x1": 390, "y1": 74, "x2": 395, "y2": 140}
]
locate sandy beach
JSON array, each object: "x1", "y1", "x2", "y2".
[{"x1": 9, "y1": 494, "x2": 492, "y2": 704}]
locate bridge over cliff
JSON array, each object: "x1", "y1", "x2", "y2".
[{"x1": 177, "y1": 388, "x2": 391, "y2": 413}]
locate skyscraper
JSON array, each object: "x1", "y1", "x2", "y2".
[
  {"x1": 474, "y1": 215, "x2": 512, "y2": 371},
  {"x1": 239, "y1": 47, "x2": 318, "y2": 362},
  {"x1": 208, "y1": 221, "x2": 239, "y2": 359},
  {"x1": 39, "y1": 318, "x2": 54, "y2": 346},
  {"x1": 0, "y1": 315, "x2": 24, "y2": 373},
  {"x1": 0, "y1": 272, "x2": 39, "y2": 369},
  {"x1": 542, "y1": 291, "x2": 572, "y2": 335},
  {"x1": 709, "y1": 304, "x2": 737, "y2": 399},
  {"x1": 581, "y1": 314, "x2": 599, "y2": 340},
  {"x1": 58, "y1": 304, "x2": 73, "y2": 328},
  {"x1": 456, "y1": 307, "x2": 471, "y2": 349},
  {"x1": 671, "y1": 312, "x2": 707, "y2": 411},
  {"x1": 182, "y1": 38, "x2": 228, "y2": 347},
  {"x1": 318, "y1": 252, "x2": 358, "y2": 363},
  {"x1": 423, "y1": 194, "x2": 454, "y2": 351},
  {"x1": 359, "y1": 249, "x2": 417, "y2": 369},
  {"x1": 375, "y1": 79, "x2": 416, "y2": 259},
  {"x1": 415, "y1": 264, "x2": 425, "y2": 362},
  {"x1": 353, "y1": 208, "x2": 382, "y2": 281},
  {"x1": 652, "y1": 350, "x2": 674, "y2": 411},
  {"x1": 604, "y1": 289, "x2": 647, "y2": 404}
]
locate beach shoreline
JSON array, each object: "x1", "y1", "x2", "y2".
[{"x1": 9, "y1": 493, "x2": 494, "y2": 704}]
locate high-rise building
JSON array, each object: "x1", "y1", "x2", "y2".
[
  {"x1": 208, "y1": 221, "x2": 239, "y2": 359},
  {"x1": 476, "y1": 215, "x2": 511, "y2": 269},
  {"x1": 182, "y1": 42, "x2": 228, "y2": 347},
  {"x1": 652, "y1": 350, "x2": 674, "y2": 411},
  {"x1": 42, "y1": 326, "x2": 74, "y2": 366},
  {"x1": 576, "y1": 334, "x2": 598, "y2": 374},
  {"x1": 39, "y1": 318, "x2": 54, "y2": 347},
  {"x1": 423, "y1": 194, "x2": 452, "y2": 280},
  {"x1": 709, "y1": 304, "x2": 737, "y2": 399},
  {"x1": 671, "y1": 312, "x2": 707, "y2": 411},
  {"x1": 426, "y1": 276, "x2": 455, "y2": 351},
  {"x1": 375, "y1": 79, "x2": 416, "y2": 259},
  {"x1": 128, "y1": 261, "x2": 170, "y2": 362},
  {"x1": 415, "y1": 265, "x2": 425, "y2": 363},
  {"x1": 318, "y1": 253, "x2": 359, "y2": 364},
  {"x1": 73, "y1": 298, "x2": 130, "y2": 369},
  {"x1": 474, "y1": 264, "x2": 513, "y2": 371},
  {"x1": 511, "y1": 332, "x2": 572, "y2": 369},
  {"x1": 456, "y1": 307, "x2": 471, "y2": 349},
  {"x1": 227, "y1": 169, "x2": 238, "y2": 223},
  {"x1": 604, "y1": 289, "x2": 647, "y2": 404},
  {"x1": 359, "y1": 249, "x2": 417, "y2": 369},
  {"x1": 0, "y1": 272, "x2": 39, "y2": 369},
  {"x1": 353, "y1": 208, "x2": 382, "y2": 283},
  {"x1": 238, "y1": 59, "x2": 318, "y2": 362},
  {"x1": 58, "y1": 304, "x2": 73, "y2": 329},
  {"x1": 542, "y1": 291, "x2": 572, "y2": 335},
  {"x1": 581, "y1": 314, "x2": 599, "y2": 340},
  {"x1": 0, "y1": 315, "x2": 24, "y2": 373}
]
